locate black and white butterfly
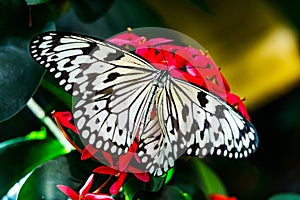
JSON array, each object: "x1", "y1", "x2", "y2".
[{"x1": 30, "y1": 31, "x2": 258, "y2": 176}]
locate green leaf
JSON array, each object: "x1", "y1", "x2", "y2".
[
  {"x1": 25, "y1": 127, "x2": 47, "y2": 140},
  {"x1": 268, "y1": 193, "x2": 300, "y2": 200},
  {"x1": 192, "y1": 158, "x2": 227, "y2": 197},
  {"x1": 123, "y1": 173, "x2": 166, "y2": 200},
  {"x1": 0, "y1": 131, "x2": 66, "y2": 197},
  {"x1": 40, "y1": 77, "x2": 72, "y2": 109},
  {"x1": 70, "y1": 0, "x2": 115, "y2": 22},
  {"x1": 25, "y1": 0, "x2": 49, "y2": 5},
  {"x1": 18, "y1": 151, "x2": 102, "y2": 199},
  {"x1": 0, "y1": 20, "x2": 55, "y2": 122},
  {"x1": 165, "y1": 168, "x2": 175, "y2": 184},
  {"x1": 0, "y1": 127, "x2": 47, "y2": 149},
  {"x1": 168, "y1": 158, "x2": 225, "y2": 199},
  {"x1": 134, "y1": 185, "x2": 193, "y2": 200},
  {"x1": 0, "y1": 0, "x2": 59, "y2": 39},
  {"x1": 0, "y1": 38, "x2": 45, "y2": 122}
]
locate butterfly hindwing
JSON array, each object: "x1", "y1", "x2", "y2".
[
  {"x1": 171, "y1": 79, "x2": 258, "y2": 158},
  {"x1": 137, "y1": 77, "x2": 258, "y2": 176}
]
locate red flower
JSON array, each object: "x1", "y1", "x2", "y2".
[
  {"x1": 226, "y1": 93, "x2": 250, "y2": 121},
  {"x1": 93, "y1": 141, "x2": 150, "y2": 195},
  {"x1": 81, "y1": 144, "x2": 99, "y2": 160},
  {"x1": 52, "y1": 111, "x2": 78, "y2": 134},
  {"x1": 57, "y1": 174, "x2": 113, "y2": 200},
  {"x1": 209, "y1": 194, "x2": 237, "y2": 200},
  {"x1": 108, "y1": 31, "x2": 251, "y2": 120}
]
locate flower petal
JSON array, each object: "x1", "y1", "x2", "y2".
[
  {"x1": 109, "y1": 172, "x2": 127, "y2": 195},
  {"x1": 102, "y1": 151, "x2": 114, "y2": 166},
  {"x1": 81, "y1": 144, "x2": 99, "y2": 160},
  {"x1": 94, "y1": 166, "x2": 119, "y2": 175},
  {"x1": 85, "y1": 193, "x2": 114, "y2": 200},
  {"x1": 226, "y1": 93, "x2": 250, "y2": 121},
  {"x1": 52, "y1": 111, "x2": 78, "y2": 134},
  {"x1": 133, "y1": 172, "x2": 150, "y2": 182},
  {"x1": 79, "y1": 174, "x2": 94, "y2": 195},
  {"x1": 57, "y1": 185, "x2": 79, "y2": 199},
  {"x1": 142, "y1": 38, "x2": 173, "y2": 46},
  {"x1": 118, "y1": 152, "x2": 133, "y2": 172},
  {"x1": 107, "y1": 33, "x2": 140, "y2": 41},
  {"x1": 209, "y1": 194, "x2": 237, "y2": 200},
  {"x1": 237, "y1": 99, "x2": 250, "y2": 121}
]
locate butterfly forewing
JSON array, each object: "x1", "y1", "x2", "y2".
[{"x1": 30, "y1": 32, "x2": 159, "y2": 154}]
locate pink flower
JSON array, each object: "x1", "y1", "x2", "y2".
[
  {"x1": 108, "y1": 31, "x2": 251, "y2": 120},
  {"x1": 57, "y1": 174, "x2": 113, "y2": 200}
]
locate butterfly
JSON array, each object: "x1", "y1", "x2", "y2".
[{"x1": 30, "y1": 31, "x2": 258, "y2": 176}]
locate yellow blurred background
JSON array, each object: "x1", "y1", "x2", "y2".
[{"x1": 144, "y1": 0, "x2": 299, "y2": 111}]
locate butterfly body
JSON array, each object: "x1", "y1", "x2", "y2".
[{"x1": 30, "y1": 31, "x2": 258, "y2": 176}]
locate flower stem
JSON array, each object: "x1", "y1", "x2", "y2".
[{"x1": 93, "y1": 176, "x2": 112, "y2": 194}]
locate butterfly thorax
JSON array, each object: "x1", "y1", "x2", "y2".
[{"x1": 153, "y1": 70, "x2": 169, "y2": 89}]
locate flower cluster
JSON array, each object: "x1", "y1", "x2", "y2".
[
  {"x1": 108, "y1": 31, "x2": 250, "y2": 120},
  {"x1": 57, "y1": 174, "x2": 113, "y2": 200},
  {"x1": 53, "y1": 112, "x2": 150, "y2": 199},
  {"x1": 93, "y1": 143, "x2": 150, "y2": 195}
]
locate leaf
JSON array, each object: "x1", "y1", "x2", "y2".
[
  {"x1": 168, "y1": 158, "x2": 224, "y2": 199},
  {"x1": 40, "y1": 77, "x2": 72, "y2": 110},
  {"x1": 134, "y1": 185, "x2": 193, "y2": 200},
  {"x1": 192, "y1": 158, "x2": 227, "y2": 197},
  {"x1": 122, "y1": 173, "x2": 166, "y2": 200},
  {"x1": 25, "y1": 0, "x2": 49, "y2": 5},
  {"x1": 0, "y1": 127, "x2": 47, "y2": 149},
  {"x1": 0, "y1": 131, "x2": 66, "y2": 197},
  {"x1": 0, "y1": 38, "x2": 45, "y2": 122},
  {"x1": 17, "y1": 151, "x2": 102, "y2": 199},
  {"x1": 164, "y1": 168, "x2": 175, "y2": 184},
  {"x1": 0, "y1": 108, "x2": 41, "y2": 142},
  {"x1": 268, "y1": 193, "x2": 300, "y2": 200},
  {"x1": 70, "y1": 0, "x2": 115, "y2": 22},
  {"x1": 0, "y1": 0, "x2": 60, "y2": 39}
]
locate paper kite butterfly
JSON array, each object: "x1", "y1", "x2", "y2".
[{"x1": 30, "y1": 31, "x2": 258, "y2": 176}]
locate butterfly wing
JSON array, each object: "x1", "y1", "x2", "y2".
[
  {"x1": 30, "y1": 32, "x2": 159, "y2": 154},
  {"x1": 138, "y1": 77, "x2": 258, "y2": 176}
]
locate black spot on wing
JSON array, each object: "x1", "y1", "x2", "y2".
[
  {"x1": 200, "y1": 119, "x2": 210, "y2": 140},
  {"x1": 103, "y1": 72, "x2": 122, "y2": 83},
  {"x1": 181, "y1": 104, "x2": 189, "y2": 122},
  {"x1": 215, "y1": 105, "x2": 226, "y2": 118},
  {"x1": 197, "y1": 91, "x2": 208, "y2": 107},
  {"x1": 103, "y1": 49, "x2": 125, "y2": 62}
]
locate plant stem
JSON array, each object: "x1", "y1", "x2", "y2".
[{"x1": 26, "y1": 98, "x2": 74, "y2": 152}]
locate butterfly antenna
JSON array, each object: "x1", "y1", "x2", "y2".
[{"x1": 157, "y1": 45, "x2": 169, "y2": 70}]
